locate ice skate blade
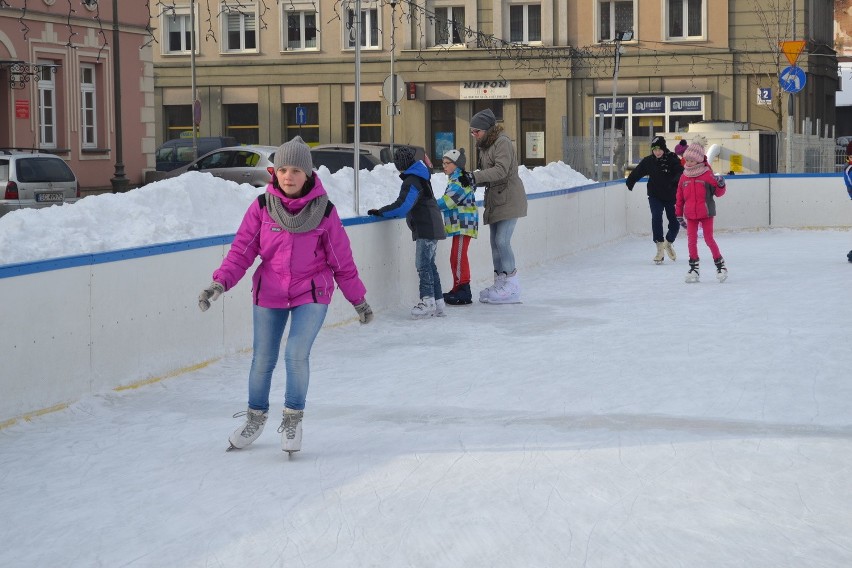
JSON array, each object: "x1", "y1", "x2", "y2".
[
  {"x1": 654, "y1": 260, "x2": 664, "y2": 265},
  {"x1": 717, "y1": 273, "x2": 728, "y2": 283},
  {"x1": 226, "y1": 443, "x2": 239, "y2": 452}
]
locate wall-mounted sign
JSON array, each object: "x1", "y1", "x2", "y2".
[
  {"x1": 757, "y1": 87, "x2": 772, "y2": 106},
  {"x1": 460, "y1": 80, "x2": 511, "y2": 99},
  {"x1": 15, "y1": 100, "x2": 29, "y2": 119},
  {"x1": 669, "y1": 96, "x2": 702, "y2": 112},
  {"x1": 632, "y1": 97, "x2": 666, "y2": 114},
  {"x1": 526, "y1": 131, "x2": 544, "y2": 159},
  {"x1": 594, "y1": 97, "x2": 628, "y2": 115}
]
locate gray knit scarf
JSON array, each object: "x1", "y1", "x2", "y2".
[{"x1": 266, "y1": 192, "x2": 329, "y2": 233}]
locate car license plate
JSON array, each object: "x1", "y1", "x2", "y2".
[{"x1": 36, "y1": 192, "x2": 63, "y2": 203}]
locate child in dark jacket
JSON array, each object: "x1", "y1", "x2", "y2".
[
  {"x1": 675, "y1": 142, "x2": 727, "y2": 283},
  {"x1": 368, "y1": 147, "x2": 447, "y2": 318},
  {"x1": 625, "y1": 135, "x2": 684, "y2": 264},
  {"x1": 844, "y1": 141, "x2": 852, "y2": 263}
]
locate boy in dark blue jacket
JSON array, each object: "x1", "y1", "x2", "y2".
[{"x1": 369, "y1": 147, "x2": 447, "y2": 317}]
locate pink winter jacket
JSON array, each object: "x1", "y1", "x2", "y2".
[
  {"x1": 675, "y1": 169, "x2": 726, "y2": 220},
  {"x1": 212, "y1": 178, "x2": 366, "y2": 309}
]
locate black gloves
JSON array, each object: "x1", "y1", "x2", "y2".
[{"x1": 367, "y1": 209, "x2": 381, "y2": 217}]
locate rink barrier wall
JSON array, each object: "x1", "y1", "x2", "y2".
[{"x1": 1, "y1": 173, "x2": 850, "y2": 422}]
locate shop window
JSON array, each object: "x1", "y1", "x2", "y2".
[
  {"x1": 668, "y1": 115, "x2": 703, "y2": 132},
  {"x1": 599, "y1": 1, "x2": 634, "y2": 42},
  {"x1": 509, "y1": 4, "x2": 541, "y2": 44},
  {"x1": 667, "y1": 0, "x2": 704, "y2": 40},
  {"x1": 472, "y1": 100, "x2": 504, "y2": 122},
  {"x1": 431, "y1": 101, "x2": 456, "y2": 165},
  {"x1": 344, "y1": 102, "x2": 382, "y2": 142},
  {"x1": 520, "y1": 99, "x2": 546, "y2": 167},
  {"x1": 283, "y1": 103, "x2": 319, "y2": 144},
  {"x1": 225, "y1": 103, "x2": 259, "y2": 144},
  {"x1": 164, "y1": 105, "x2": 193, "y2": 140}
]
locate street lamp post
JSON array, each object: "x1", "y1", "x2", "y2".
[
  {"x1": 608, "y1": 29, "x2": 632, "y2": 181},
  {"x1": 110, "y1": 0, "x2": 128, "y2": 192}
]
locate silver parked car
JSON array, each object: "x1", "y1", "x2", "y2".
[
  {"x1": 1, "y1": 150, "x2": 80, "y2": 218},
  {"x1": 160, "y1": 145, "x2": 277, "y2": 187}
]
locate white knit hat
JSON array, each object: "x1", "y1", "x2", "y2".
[
  {"x1": 683, "y1": 142, "x2": 705, "y2": 164},
  {"x1": 442, "y1": 148, "x2": 466, "y2": 169},
  {"x1": 273, "y1": 136, "x2": 313, "y2": 174}
]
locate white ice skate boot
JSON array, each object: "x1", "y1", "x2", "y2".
[
  {"x1": 479, "y1": 272, "x2": 505, "y2": 303},
  {"x1": 227, "y1": 407, "x2": 268, "y2": 451},
  {"x1": 487, "y1": 270, "x2": 521, "y2": 304},
  {"x1": 411, "y1": 297, "x2": 436, "y2": 318},
  {"x1": 685, "y1": 259, "x2": 700, "y2": 283},
  {"x1": 279, "y1": 407, "x2": 304, "y2": 454},
  {"x1": 714, "y1": 257, "x2": 728, "y2": 283},
  {"x1": 664, "y1": 240, "x2": 677, "y2": 261},
  {"x1": 654, "y1": 241, "x2": 665, "y2": 264},
  {"x1": 434, "y1": 298, "x2": 447, "y2": 317}
]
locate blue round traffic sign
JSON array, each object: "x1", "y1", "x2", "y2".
[{"x1": 779, "y1": 66, "x2": 806, "y2": 94}]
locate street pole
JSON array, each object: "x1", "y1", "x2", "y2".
[
  {"x1": 190, "y1": 0, "x2": 198, "y2": 161},
  {"x1": 608, "y1": 31, "x2": 631, "y2": 180},
  {"x1": 110, "y1": 0, "x2": 128, "y2": 192},
  {"x1": 353, "y1": 0, "x2": 362, "y2": 213},
  {"x1": 389, "y1": 0, "x2": 397, "y2": 156}
]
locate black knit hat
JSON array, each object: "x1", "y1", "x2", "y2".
[
  {"x1": 651, "y1": 135, "x2": 667, "y2": 151},
  {"x1": 393, "y1": 146, "x2": 416, "y2": 172},
  {"x1": 470, "y1": 109, "x2": 497, "y2": 131}
]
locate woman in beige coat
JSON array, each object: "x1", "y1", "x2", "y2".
[{"x1": 469, "y1": 108, "x2": 528, "y2": 303}]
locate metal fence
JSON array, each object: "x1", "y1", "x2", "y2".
[{"x1": 563, "y1": 129, "x2": 843, "y2": 180}]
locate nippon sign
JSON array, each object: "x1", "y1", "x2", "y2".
[
  {"x1": 460, "y1": 80, "x2": 511, "y2": 99},
  {"x1": 594, "y1": 97, "x2": 628, "y2": 115},
  {"x1": 669, "y1": 96, "x2": 703, "y2": 112},
  {"x1": 632, "y1": 97, "x2": 665, "y2": 114}
]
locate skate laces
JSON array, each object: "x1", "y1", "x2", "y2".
[
  {"x1": 278, "y1": 411, "x2": 303, "y2": 439},
  {"x1": 233, "y1": 410, "x2": 267, "y2": 438}
]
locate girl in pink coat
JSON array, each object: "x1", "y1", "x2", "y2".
[
  {"x1": 197, "y1": 136, "x2": 373, "y2": 454},
  {"x1": 675, "y1": 142, "x2": 728, "y2": 283}
]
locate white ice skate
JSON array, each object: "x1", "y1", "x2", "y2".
[
  {"x1": 279, "y1": 408, "x2": 304, "y2": 455},
  {"x1": 227, "y1": 408, "x2": 268, "y2": 451}
]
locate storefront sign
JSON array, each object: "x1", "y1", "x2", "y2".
[
  {"x1": 632, "y1": 97, "x2": 665, "y2": 114},
  {"x1": 460, "y1": 81, "x2": 511, "y2": 99},
  {"x1": 670, "y1": 96, "x2": 702, "y2": 112},
  {"x1": 594, "y1": 97, "x2": 628, "y2": 115},
  {"x1": 15, "y1": 100, "x2": 29, "y2": 119}
]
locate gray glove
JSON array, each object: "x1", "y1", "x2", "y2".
[
  {"x1": 354, "y1": 300, "x2": 373, "y2": 324},
  {"x1": 714, "y1": 173, "x2": 726, "y2": 188},
  {"x1": 198, "y1": 282, "x2": 224, "y2": 312}
]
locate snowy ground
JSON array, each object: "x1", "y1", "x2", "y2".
[{"x1": 2, "y1": 229, "x2": 851, "y2": 567}]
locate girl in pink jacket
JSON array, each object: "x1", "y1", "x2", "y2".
[
  {"x1": 197, "y1": 136, "x2": 373, "y2": 455},
  {"x1": 675, "y1": 142, "x2": 728, "y2": 283}
]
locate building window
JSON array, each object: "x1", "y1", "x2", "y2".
[
  {"x1": 223, "y1": 4, "x2": 258, "y2": 52},
  {"x1": 520, "y1": 98, "x2": 546, "y2": 167},
  {"x1": 37, "y1": 62, "x2": 56, "y2": 149},
  {"x1": 599, "y1": 1, "x2": 634, "y2": 42},
  {"x1": 509, "y1": 4, "x2": 541, "y2": 44},
  {"x1": 473, "y1": 100, "x2": 503, "y2": 123},
  {"x1": 282, "y1": 6, "x2": 318, "y2": 51},
  {"x1": 434, "y1": 7, "x2": 466, "y2": 46},
  {"x1": 431, "y1": 100, "x2": 456, "y2": 164},
  {"x1": 345, "y1": 7, "x2": 380, "y2": 49},
  {"x1": 283, "y1": 103, "x2": 319, "y2": 144},
  {"x1": 164, "y1": 105, "x2": 193, "y2": 140},
  {"x1": 80, "y1": 64, "x2": 97, "y2": 148},
  {"x1": 225, "y1": 103, "x2": 259, "y2": 144},
  {"x1": 344, "y1": 102, "x2": 381, "y2": 142},
  {"x1": 164, "y1": 12, "x2": 193, "y2": 53},
  {"x1": 667, "y1": 0, "x2": 703, "y2": 39}
]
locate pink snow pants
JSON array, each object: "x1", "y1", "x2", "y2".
[{"x1": 686, "y1": 217, "x2": 722, "y2": 261}]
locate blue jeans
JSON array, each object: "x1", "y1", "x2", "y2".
[
  {"x1": 415, "y1": 239, "x2": 442, "y2": 299},
  {"x1": 247, "y1": 302, "x2": 328, "y2": 412},
  {"x1": 648, "y1": 196, "x2": 680, "y2": 243},
  {"x1": 489, "y1": 218, "x2": 518, "y2": 273}
]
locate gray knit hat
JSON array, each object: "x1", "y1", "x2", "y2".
[
  {"x1": 274, "y1": 136, "x2": 313, "y2": 174},
  {"x1": 470, "y1": 109, "x2": 497, "y2": 131},
  {"x1": 442, "y1": 148, "x2": 466, "y2": 170}
]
